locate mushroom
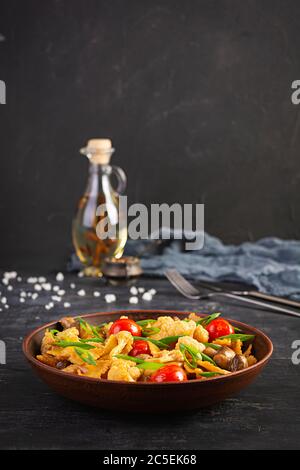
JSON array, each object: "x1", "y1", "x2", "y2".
[
  {"x1": 203, "y1": 346, "x2": 218, "y2": 358},
  {"x1": 229, "y1": 354, "x2": 248, "y2": 372},
  {"x1": 214, "y1": 346, "x2": 236, "y2": 370}
]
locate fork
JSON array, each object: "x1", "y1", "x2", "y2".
[{"x1": 165, "y1": 268, "x2": 300, "y2": 318}]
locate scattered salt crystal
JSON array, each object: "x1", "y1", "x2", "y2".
[
  {"x1": 35, "y1": 316, "x2": 40, "y2": 320},
  {"x1": 1, "y1": 297, "x2": 7, "y2": 304},
  {"x1": 142, "y1": 292, "x2": 152, "y2": 301},
  {"x1": 7, "y1": 285, "x2": 13, "y2": 291},
  {"x1": 77, "y1": 289, "x2": 86, "y2": 297},
  {"x1": 64, "y1": 302, "x2": 71, "y2": 308},
  {"x1": 105, "y1": 294, "x2": 116, "y2": 303},
  {"x1": 38, "y1": 276, "x2": 46, "y2": 283},
  {"x1": 70, "y1": 283, "x2": 76, "y2": 289},
  {"x1": 19, "y1": 298, "x2": 25, "y2": 303},
  {"x1": 93, "y1": 291, "x2": 100, "y2": 297},
  {"x1": 4, "y1": 304, "x2": 9, "y2": 309},
  {"x1": 45, "y1": 304, "x2": 51, "y2": 310},
  {"x1": 34, "y1": 284, "x2": 42, "y2": 291},
  {"x1": 56, "y1": 272, "x2": 64, "y2": 281},
  {"x1": 20, "y1": 291, "x2": 26, "y2": 297},
  {"x1": 51, "y1": 295, "x2": 61, "y2": 302},
  {"x1": 2, "y1": 278, "x2": 9, "y2": 285},
  {"x1": 27, "y1": 277, "x2": 37, "y2": 284},
  {"x1": 77, "y1": 271, "x2": 84, "y2": 278},
  {"x1": 17, "y1": 277, "x2": 22, "y2": 282},
  {"x1": 149, "y1": 289, "x2": 157, "y2": 295},
  {"x1": 130, "y1": 286, "x2": 138, "y2": 296},
  {"x1": 129, "y1": 296, "x2": 138, "y2": 304},
  {"x1": 27, "y1": 292, "x2": 32, "y2": 297},
  {"x1": 32, "y1": 293, "x2": 38, "y2": 300},
  {"x1": 58, "y1": 289, "x2": 65, "y2": 296},
  {"x1": 138, "y1": 287, "x2": 145, "y2": 293},
  {"x1": 53, "y1": 285, "x2": 60, "y2": 292},
  {"x1": 4, "y1": 271, "x2": 17, "y2": 280},
  {"x1": 42, "y1": 283, "x2": 51, "y2": 291}
]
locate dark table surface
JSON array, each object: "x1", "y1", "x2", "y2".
[{"x1": 1, "y1": 272, "x2": 299, "y2": 450}]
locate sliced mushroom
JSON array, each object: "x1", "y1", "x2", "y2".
[
  {"x1": 229, "y1": 355, "x2": 248, "y2": 371},
  {"x1": 214, "y1": 346, "x2": 236, "y2": 370},
  {"x1": 203, "y1": 346, "x2": 218, "y2": 358}
]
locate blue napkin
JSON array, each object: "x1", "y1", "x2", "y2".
[{"x1": 68, "y1": 233, "x2": 300, "y2": 299}]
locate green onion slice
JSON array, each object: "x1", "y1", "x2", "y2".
[
  {"x1": 197, "y1": 372, "x2": 222, "y2": 378},
  {"x1": 217, "y1": 334, "x2": 255, "y2": 342},
  {"x1": 196, "y1": 312, "x2": 221, "y2": 326},
  {"x1": 74, "y1": 348, "x2": 96, "y2": 365},
  {"x1": 114, "y1": 354, "x2": 164, "y2": 371},
  {"x1": 136, "y1": 319, "x2": 156, "y2": 326},
  {"x1": 54, "y1": 340, "x2": 95, "y2": 350},
  {"x1": 203, "y1": 342, "x2": 222, "y2": 350}
]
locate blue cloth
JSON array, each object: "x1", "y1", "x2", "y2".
[{"x1": 68, "y1": 233, "x2": 300, "y2": 299}]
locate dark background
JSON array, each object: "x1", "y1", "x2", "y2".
[{"x1": 1, "y1": 0, "x2": 300, "y2": 271}]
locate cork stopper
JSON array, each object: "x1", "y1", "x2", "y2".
[{"x1": 81, "y1": 138, "x2": 114, "y2": 164}]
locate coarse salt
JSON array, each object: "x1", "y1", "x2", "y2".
[
  {"x1": 34, "y1": 284, "x2": 42, "y2": 291},
  {"x1": 64, "y1": 302, "x2": 71, "y2": 308},
  {"x1": 7, "y1": 285, "x2": 13, "y2": 291},
  {"x1": 142, "y1": 292, "x2": 152, "y2": 301},
  {"x1": 129, "y1": 296, "x2": 138, "y2": 304},
  {"x1": 32, "y1": 293, "x2": 38, "y2": 300},
  {"x1": 1, "y1": 297, "x2": 7, "y2": 304},
  {"x1": 77, "y1": 289, "x2": 86, "y2": 297},
  {"x1": 130, "y1": 286, "x2": 138, "y2": 296},
  {"x1": 58, "y1": 289, "x2": 65, "y2": 296},
  {"x1": 77, "y1": 271, "x2": 84, "y2": 278},
  {"x1": 105, "y1": 294, "x2": 116, "y2": 303},
  {"x1": 42, "y1": 283, "x2": 51, "y2": 291},
  {"x1": 93, "y1": 291, "x2": 100, "y2": 297},
  {"x1": 70, "y1": 283, "x2": 76, "y2": 289},
  {"x1": 138, "y1": 287, "x2": 145, "y2": 293},
  {"x1": 56, "y1": 272, "x2": 64, "y2": 282}
]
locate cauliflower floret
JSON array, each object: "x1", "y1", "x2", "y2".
[
  {"x1": 55, "y1": 327, "x2": 80, "y2": 342},
  {"x1": 193, "y1": 325, "x2": 209, "y2": 343},
  {"x1": 150, "y1": 349, "x2": 184, "y2": 363},
  {"x1": 107, "y1": 358, "x2": 141, "y2": 382},
  {"x1": 99, "y1": 331, "x2": 133, "y2": 359},
  {"x1": 150, "y1": 316, "x2": 196, "y2": 340},
  {"x1": 176, "y1": 336, "x2": 206, "y2": 353}
]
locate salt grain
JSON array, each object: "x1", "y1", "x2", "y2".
[
  {"x1": 34, "y1": 284, "x2": 42, "y2": 291},
  {"x1": 142, "y1": 292, "x2": 152, "y2": 301},
  {"x1": 51, "y1": 295, "x2": 61, "y2": 302},
  {"x1": 56, "y1": 272, "x2": 64, "y2": 282},
  {"x1": 77, "y1": 289, "x2": 86, "y2": 297},
  {"x1": 53, "y1": 285, "x2": 60, "y2": 292},
  {"x1": 70, "y1": 283, "x2": 76, "y2": 289},
  {"x1": 7, "y1": 285, "x2": 13, "y2": 291},
  {"x1": 4, "y1": 304, "x2": 9, "y2": 309},
  {"x1": 58, "y1": 289, "x2": 65, "y2": 296},
  {"x1": 38, "y1": 276, "x2": 46, "y2": 283},
  {"x1": 17, "y1": 277, "x2": 22, "y2": 282},
  {"x1": 32, "y1": 293, "x2": 38, "y2": 300},
  {"x1": 19, "y1": 298, "x2": 25, "y2": 303},
  {"x1": 93, "y1": 291, "x2": 100, "y2": 297},
  {"x1": 20, "y1": 291, "x2": 26, "y2": 298},
  {"x1": 27, "y1": 277, "x2": 37, "y2": 284},
  {"x1": 2, "y1": 278, "x2": 9, "y2": 285},
  {"x1": 138, "y1": 287, "x2": 145, "y2": 293},
  {"x1": 129, "y1": 296, "x2": 138, "y2": 304},
  {"x1": 149, "y1": 289, "x2": 157, "y2": 295},
  {"x1": 27, "y1": 292, "x2": 32, "y2": 297},
  {"x1": 105, "y1": 294, "x2": 116, "y2": 303},
  {"x1": 1, "y1": 297, "x2": 7, "y2": 304},
  {"x1": 64, "y1": 302, "x2": 71, "y2": 308},
  {"x1": 130, "y1": 286, "x2": 138, "y2": 296},
  {"x1": 42, "y1": 283, "x2": 51, "y2": 291},
  {"x1": 77, "y1": 271, "x2": 84, "y2": 278}
]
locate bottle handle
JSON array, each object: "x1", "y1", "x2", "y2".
[{"x1": 111, "y1": 165, "x2": 127, "y2": 194}]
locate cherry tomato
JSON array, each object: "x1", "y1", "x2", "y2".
[
  {"x1": 129, "y1": 340, "x2": 151, "y2": 357},
  {"x1": 205, "y1": 318, "x2": 234, "y2": 341},
  {"x1": 150, "y1": 364, "x2": 187, "y2": 383},
  {"x1": 109, "y1": 318, "x2": 142, "y2": 337}
]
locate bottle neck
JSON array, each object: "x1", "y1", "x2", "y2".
[{"x1": 85, "y1": 162, "x2": 112, "y2": 196}]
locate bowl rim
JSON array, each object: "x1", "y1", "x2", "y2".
[{"x1": 23, "y1": 309, "x2": 273, "y2": 386}]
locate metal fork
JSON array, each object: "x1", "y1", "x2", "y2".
[{"x1": 165, "y1": 268, "x2": 300, "y2": 318}]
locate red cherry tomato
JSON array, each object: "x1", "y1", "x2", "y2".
[
  {"x1": 150, "y1": 364, "x2": 187, "y2": 383},
  {"x1": 206, "y1": 318, "x2": 234, "y2": 341},
  {"x1": 109, "y1": 318, "x2": 142, "y2": 337},
  {"x1": 129, "y1": 340, "x2": 151, "y2": 357}
]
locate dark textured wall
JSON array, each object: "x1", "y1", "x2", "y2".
[{"x1": 1, "y1": 0, "x2": 300, "y2": 270}]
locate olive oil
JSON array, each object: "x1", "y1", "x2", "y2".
[{"x1": 72, "y1": 139, "x2": 127, "y2": 276}]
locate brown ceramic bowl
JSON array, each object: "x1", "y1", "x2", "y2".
[{"x1": 23, "y1": 310, "x2": 273, "y2": 412}]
